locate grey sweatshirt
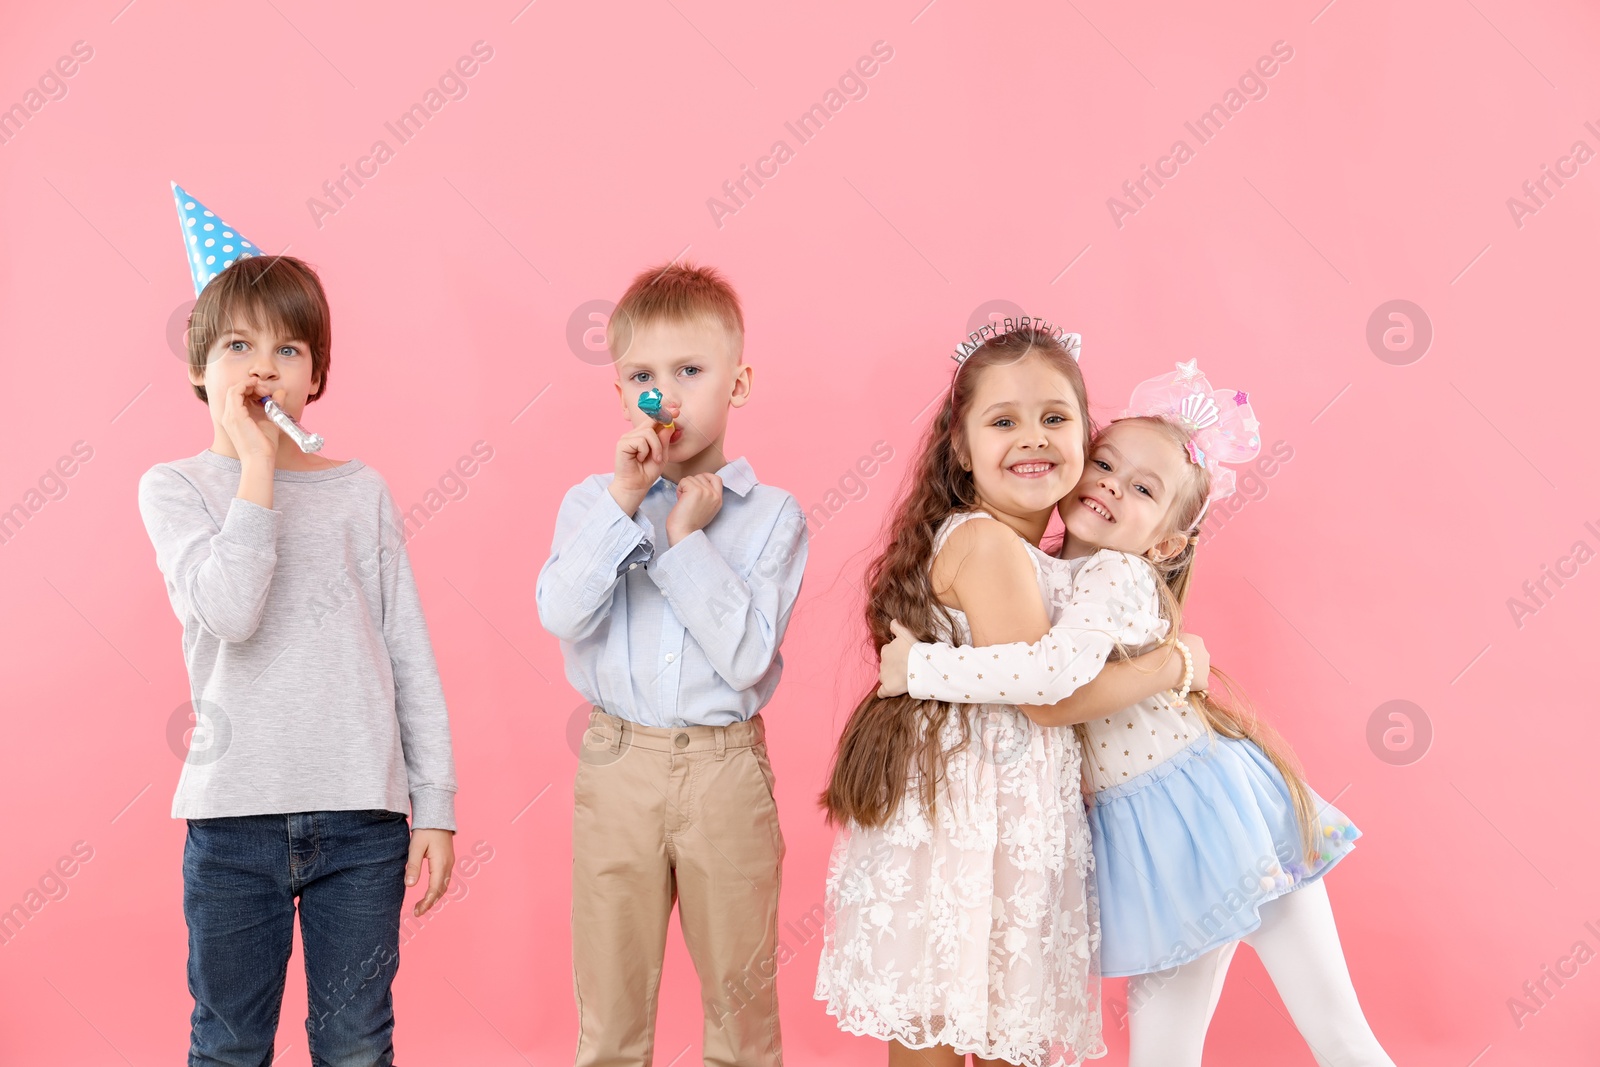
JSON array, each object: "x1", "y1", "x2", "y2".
[{"x1": 137, "y1": 450, "x2": 457, "y2": 830}]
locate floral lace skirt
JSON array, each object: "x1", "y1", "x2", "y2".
[{"x1": 814, "y1": 705, "x2": 1105, "y2": 1066}]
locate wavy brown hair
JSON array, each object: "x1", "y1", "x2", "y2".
[
  {"x1": 1098, "y1": 416, "x2": 1321, "y2": 856},
  {"x1": 820, "y1": 325, "x2": 1090, "y2": 828}
]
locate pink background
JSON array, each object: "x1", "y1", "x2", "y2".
[{"x1": 2, "y1": 0, "x2": 1597, "y2": 1063}]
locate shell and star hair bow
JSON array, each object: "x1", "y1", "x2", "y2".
[{"x1": 1121, "y1": 358, "x2": 1261, "y2": 527}]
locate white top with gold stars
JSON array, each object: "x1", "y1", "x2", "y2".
[
  {"x1": 907, "y1": 548, "x2": 1193, "y2": 792},
  {"x1": 1082, "y1": 687, "x2": 1196, "y2": 792}
]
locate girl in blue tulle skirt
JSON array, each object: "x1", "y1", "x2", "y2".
[{"x1": 879, "y1": 361, "x2": 1395, "y2": 1066}]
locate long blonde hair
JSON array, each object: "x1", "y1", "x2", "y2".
[{"x1": 1091, "y1": 416, "x2": 1321, "y2": 858}]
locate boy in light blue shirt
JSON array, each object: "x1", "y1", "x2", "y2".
[{"x1": 537, "y1": 261, "x2": 807, "y2": 1066}]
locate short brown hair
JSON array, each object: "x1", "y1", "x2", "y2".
[
  {"x1": 607, "y1": 260, "x2": 744, "y2": 363},
  {"x1": 187, "y1": 256, "x2": 332, "y2": 403}
]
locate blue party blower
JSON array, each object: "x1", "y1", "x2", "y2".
[{"x1": 637, "y1": 388, "x2": 675, "y2": 429}]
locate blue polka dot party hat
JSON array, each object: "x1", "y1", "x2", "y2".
[{"x1": 171, "y1": 182, "x2": 262, "y2": 295}]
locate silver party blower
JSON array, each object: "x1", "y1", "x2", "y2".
[{"x1": 259, "y1": 396, "x2": 324, "y2": 453}]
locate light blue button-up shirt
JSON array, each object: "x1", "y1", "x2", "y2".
[{"x1": 535, "y1": 456, "x2": 809, "y2": 728}]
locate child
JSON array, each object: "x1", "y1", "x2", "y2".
[
  {"x1": 139, "y1": 205, "x2": 456, "y2": 1067},
  {"x1": 535, "y1": 262, "x2": 808, "y2": 1067},
  {"x1": 878, "y1": 361, "x2": 1395, "y2": 1066},
  {"x1": 815, "y1": 323, "x2": 1206, "y2": 1067}
]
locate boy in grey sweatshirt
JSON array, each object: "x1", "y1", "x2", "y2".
[{"x1": 138, "y1": 253, "x2": 456, "y2": 1067}]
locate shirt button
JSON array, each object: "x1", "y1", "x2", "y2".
[
  {"x1": 674, "y1": 733, "x2": 690, "y2": 748},
  {"x1": 665, "y1": 653, "x2": 676, "y2": 663}
]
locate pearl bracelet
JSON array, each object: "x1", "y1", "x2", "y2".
[{"x1": 1171, "y1": 639, "x2": 1194, "y2": 703}]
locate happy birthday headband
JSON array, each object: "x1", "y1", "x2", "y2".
[
  {"x1": 949, "y1": 316, "x2": 1082, "y2": 406},
  {"x1": 1120, "y1": 358, "x2": 1261, "y2": 529},
  {"x1": 952, "y1": 316, "x2": 1082, "y2": 364}
]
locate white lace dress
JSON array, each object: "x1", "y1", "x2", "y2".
[{"x1": 814, "y1": 510, "x2": 1104, "y2": 1066}]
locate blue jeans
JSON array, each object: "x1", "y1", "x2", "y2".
[{"x1": 183, "y1": 810, "x2": 411, "y2": 1067}]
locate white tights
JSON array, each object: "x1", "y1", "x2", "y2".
[{"x1": 1126, "y1": 880, "x2": 1395, "y2": 1067}]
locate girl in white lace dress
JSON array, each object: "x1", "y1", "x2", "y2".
[
  {"x1": 815, "y1": 324, "x2": 1202, "y2": 1067},
  {"x1": 879, "y1": 363, "x2": 1395, "y2": 1067}
]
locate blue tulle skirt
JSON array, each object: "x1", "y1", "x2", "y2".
[{"x1": 1086, "y1": 731, "x2": 1359, "y2": 978}]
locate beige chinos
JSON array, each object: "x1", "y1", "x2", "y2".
[{"x1": 572, "y1": 708, "x2": 785, "y2": 1067}]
